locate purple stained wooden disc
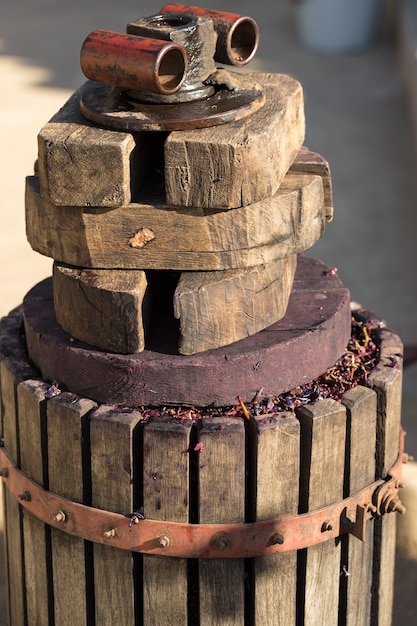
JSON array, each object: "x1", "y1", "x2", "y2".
[{"x1": 23, "y1": 255, "x2": 351, "y2": 407}]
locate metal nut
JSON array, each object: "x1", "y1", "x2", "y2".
[
  {"x1": 268, "y1": 532, "x2": 284, "y2": 546},
  {"x1": 103, "y1": 528, "x2": 117, "y2": 539},
  {"x1": 18, "y1": 491, "x2": 31, "y2": 502},
  {"x1": 54, "y1": 511, "x2": 66, "y2": 523},
  {"x1": 157, "y1": 535, "x2": 170, "y2": 549},
  {"x1": 127, "y1": 13, "x2": 217, "y2": 102},
  {"x1": 213, "y1": 535, "x2": 229, "y2": 550}
]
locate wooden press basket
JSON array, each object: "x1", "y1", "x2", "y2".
[{"x1": 0, "y1": 304, "x2": 403, "y2": 626}]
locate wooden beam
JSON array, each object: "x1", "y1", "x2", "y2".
[
  {"x1": 165, "y1": 72, "x2": 305, "y2": 208},
  {"x1": 37, "y1": 86, "x2": 139, "y2": 208},
  {"x1": 26, "y1": 171, "x2": 325, "y2": 271},
  {"x1": 174, "y1": 255, "x2": 297, "y2": 354},
  {"x1": 53, "y1": 264, "x2": 150, "y2": 353}
]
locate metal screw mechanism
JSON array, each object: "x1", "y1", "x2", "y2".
[
  {"x1": 79, "y1": 6, "x2": 264, "y2": 132},
  {"x1": 103, "y1": 528, "x2": 117, "y2": 539}
]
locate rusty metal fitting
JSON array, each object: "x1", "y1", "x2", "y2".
[
  {"x1": 0, "y1": 468, "x2": 9, "y2": 478},
  {"x1": 80, "y1": 29, "x2": 187, "y2": 95},
  {"x1": 160, "y1": 4, "x2": 259, "y2": 66},
  {"x1": 18, "y1": 491, "x2": 31, "y2": 502},
  {"x1": 157, "y1": 535, "x2": 170, "y2": 549},
  {"x1": 103, "y1": 527, "x2": 117, "y2": 539},
  {"x1": 403, "y1": 452, "x2": 414, "y2": 463},
  {"x1": 54, "y1": 511, "x2": 66, "y2": 523},
  {"x1": 374, "y1": 481, "x2": 406, "y2": 516},
  {"x1": 212, "y1": 534, "x2": 229, "y2": 550},
  {"x1": 127, "y1": 12, "x2": 217, "y2": 102},
  {"x1": 267, "y1": 532, "x2": 284, "y2": 546}
]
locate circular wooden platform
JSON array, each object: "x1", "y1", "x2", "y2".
[{"x1": 22, "y1": 255, "x2": 351, "y2": 407}]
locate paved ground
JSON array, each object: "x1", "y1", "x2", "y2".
[{"x1": 1, "y1": 1, "x2": 417, "y2": 623}]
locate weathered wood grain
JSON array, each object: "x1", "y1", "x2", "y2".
[
  {"x1": 37, "y1": 86, "x2": 138, "y2": 207},
  {"x1": 47, "y1": 393, "x2": 97, "y2": 626},
  {"x1": 251, "y1": 412, "x2": 300, "y2": 625},
  {"x1": 368, "y1": 332, "x2": 403, "y2": 626},
  {"x1": 290, "y1": 146, "x2": 334, "y2": 222},
  {"x1": 143, "y1": 418, "x2": 192, "y2": 625},
  {"x1": 368, "y1": 329, "x2": 403, "y2": 476},
  {"x1": 297, "y1": 399, "x2": 347, "y2": 626},
  {"x1": 0, "y1": 342, "x2": 38, "y2": 626},
  {"x1": 23, "y1": 255, "x2": 351, "y2": 407},
  {"x1": 341, "y1": 385, "x2": 377, "y2": 626},
  {"x1": 90, "y1": 406, "x2": 142, "y2": 626},
  {"x1": 197, "y1": 416, "x2": 245, "y2": 626},
  {"x1": 165, "y1": 72, "x2": 305, "y2": 208},
  {"x1": 53, "y1": 263, "x2": 150, "y2": 353},
  {"x1": 26, "y1": 169, "x2": 325, "y2": 270},
  {"x1": 174, "y1": 254, "x2": 297, "y2": 354},
  {"x1": 18, "y1": 379, "x2": 51, "y2": 626}
]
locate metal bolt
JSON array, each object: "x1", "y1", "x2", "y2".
[
  {"x1": 18, "y1": 491, "x2": 31, "y2": 502},
  {"x1": 157, "y1": 536, "x2": 170, "y2": 549},
  {"x1": 268, "y1": 532, "x2": 284, "y2": 546},
  {"x1": 393, "y1": 501, "x2": 406, "y2": 515},
  {"x1": 366, "y1": 503, "x2": 378, "y2": 514},
  {"x1": 0, "y1": 468, "x2": 9, "y2": 478},
  {"x1": 103, "y1": 528, "x2": 116, "y2": 538},
  {"x1": 213, "y1": 535, "x2": 229, "y2": 550},
  {"x1": 321, "y1": 520, "x2": 333, "y2": 532},
  {"x1": 54, "y1": 511, "x2": 66, "y2": 523}
]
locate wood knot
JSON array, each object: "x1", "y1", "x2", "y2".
[{"x1": 129, "y1": 228, "x2": 156, "y2": 248}]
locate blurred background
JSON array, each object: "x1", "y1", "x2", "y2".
[{"x1": 1, "y1": 0, "x2": 417, "y2": 622}]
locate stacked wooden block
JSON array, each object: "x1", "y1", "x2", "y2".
[{"x1": 26, "y1": 72, "x2": 332, "y2": 356}]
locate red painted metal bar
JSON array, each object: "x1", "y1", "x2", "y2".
[
  {"x1": 80, "y1": 29, "x2": 187, "y2": 94},
  {"x1": 0, "y1": 428, "x2": 405, "y2": 559},
  {"x1": 160, "y1": 4, "x2": 259, "y2": 65}
]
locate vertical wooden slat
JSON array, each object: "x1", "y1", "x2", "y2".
[
  {"x1": 90, "y1": 406, "x2": 141, "y2": 626},
  {"x1": 297, "y1": 399, "x2": 347, "y2": 626},
  {"x1": 47, "y1": 392, "x2": 97, "y2": 626},
  {"x1": 369, "y1": 342, "x2": 403, "y2": 626},
  {"x1": 252, "y1": 413, "x2": 300, "y2": 625},
  {"x1": 142, "y1": 417, "x2": 192, "y2": 624},
  {"x1": 18, "y1": 379, "x2": 51, "y2": 626},
  {"x1": 342, "y1": 385, "x2": 377, "y2": 626},
  {"x1": 1, "y1": 353, "x2": 37, "y2": 626},
  {"x1": 198, "y1": 416, "x2": 245, "y2": 626}
]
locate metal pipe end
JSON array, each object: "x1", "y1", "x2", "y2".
[
  {"x1": 227, "y1": 16, "x2": 259, "y2": 66},
  {"x1": 155, "y1": 42, "x2": 188, "y2": 94}
]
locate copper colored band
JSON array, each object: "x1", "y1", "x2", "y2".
[{"x1": 0, "y1": 429, "x2": 404, "y2": 559}]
